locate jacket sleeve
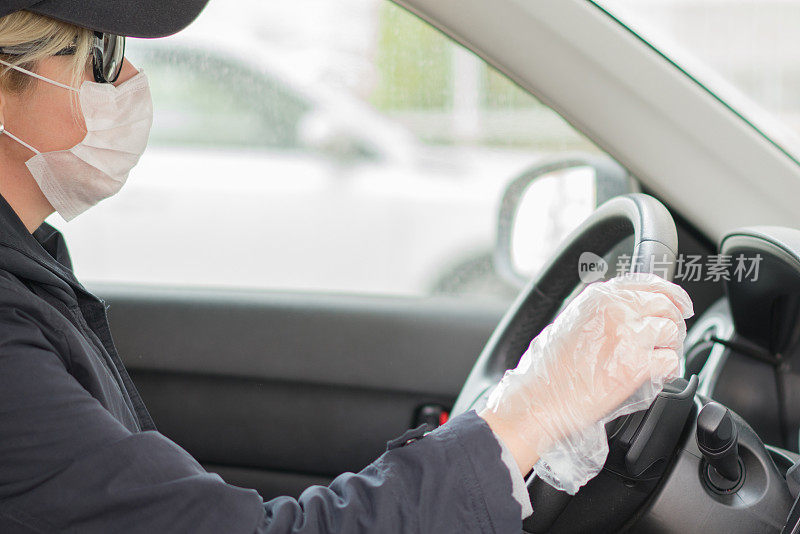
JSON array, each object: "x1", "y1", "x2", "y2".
[
  {"x1": 255, "y1": 412, "x2": 523, "y2": 533},
  {"x1": 0, "y1": 305, "x2": 521, "y2": 534}
]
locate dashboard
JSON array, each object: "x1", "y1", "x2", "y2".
[{"x1": 686, "y1": 227, "x2": 800, "y2": 452}]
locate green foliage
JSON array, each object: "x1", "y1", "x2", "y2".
[
  {"x1": 372, "y1": 2, "x2": 542, "y2": 113},
  {"x1": 371, "y1": 2, "x2": 452, "y2": 110},
  {"x1": 370, "y1": 1, "x2": 592, "y2": 151}
]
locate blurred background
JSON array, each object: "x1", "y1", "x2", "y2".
[{"x1": 52, "y1": 0, "x2": 799, "y2": 302}]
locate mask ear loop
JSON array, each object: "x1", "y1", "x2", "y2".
[
  {"x1": 0, "y1": 119, "x2": 42, "y2": 154},
  {"x1": 1, "y1": 125, "x2": 41, "y2": 155},
  {"x1": 0, "y1": 58, "x2": 78, "y2": 92},
  {"x1": 0, "y1": 59, "x2": 71, "y2": 155}
]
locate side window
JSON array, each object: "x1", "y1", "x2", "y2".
[
  {"x1": 55, "y1": 1, "x2": 616, "y2": 302},
  {"x1": 125, "y1": 47, "x2": 310, "y2": 150}
]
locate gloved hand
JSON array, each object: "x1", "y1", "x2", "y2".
[{"x1": 480, "y1": 273, "x2": 694, "y2": 495}]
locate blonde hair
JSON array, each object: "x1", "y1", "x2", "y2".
[{"x1": 0, "y1": 11, "x2": 93, "y2": 95}]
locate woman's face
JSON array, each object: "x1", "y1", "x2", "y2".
[{"x1": 0, "y1": 55, "x2": 138, "y2": 161}]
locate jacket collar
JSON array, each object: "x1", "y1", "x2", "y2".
[{"x1": 0, "y1": 192, "x2": 84, "y2": 294}]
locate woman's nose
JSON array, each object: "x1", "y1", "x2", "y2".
[{"x1": 113, "y1": 59, "x2": 139, "y2": 86}]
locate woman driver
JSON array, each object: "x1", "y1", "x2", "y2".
[{"x1": 0, "y1": 1, "x2": 693, "y2": 532}]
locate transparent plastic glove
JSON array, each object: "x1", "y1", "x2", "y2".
[{"x1": 483, "y1": 273, "x2": 694, "y2": 495}]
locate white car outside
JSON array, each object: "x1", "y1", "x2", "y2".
[{"x1": 55, "y1": 33, "x2": 554, "y2": 297}]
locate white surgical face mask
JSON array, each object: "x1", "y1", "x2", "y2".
[{"x1": 0, "y1": 60, "x2": 153, "y2": 221}]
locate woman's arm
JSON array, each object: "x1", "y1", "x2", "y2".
[
  {"x1": 0, "y1": 301, "x2": 521, "y2": 533},
  {"x1": 0, "y1": 272, "x2": 692, "y2": 532}
]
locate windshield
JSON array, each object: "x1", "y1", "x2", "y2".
[{"x1": 593, "y1": 0, "x2": 800, "y2": 161}]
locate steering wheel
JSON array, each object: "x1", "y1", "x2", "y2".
[
  {"x1": 452, "y1": 193, "x2": 678, "y2": 416},
  {"x1": 451, "y1": 193, "x2": 679, "y2": 531}
]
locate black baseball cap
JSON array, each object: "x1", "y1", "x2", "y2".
[{"x1": 0, "y1": 0, "x2": 212, "y2": 38}]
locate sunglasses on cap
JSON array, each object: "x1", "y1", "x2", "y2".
[{"x1": 0, "y1": 31, "x2": 125, "y2": 84}]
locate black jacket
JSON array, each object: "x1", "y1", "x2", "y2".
[{"x1": 0, "y1": 193, "x2": 521, "y2": 533}]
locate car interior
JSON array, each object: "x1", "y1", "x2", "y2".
[
  {"x1": 54, "y1": 0, "x2": 800, "y2": 532},
  {"x1": 97, "y1": 182, "x2": 800, "y2": 533}
]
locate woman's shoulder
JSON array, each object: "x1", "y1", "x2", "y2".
[
  {"x1": 0, "y1": 270, "x2": 39, "y2": 305},
  {"x1": 0, "y1": 270, "x2": 51, "y2": 307},
  {"x1": 0, "y1": 270, "x2": 73, "y2": 346}
]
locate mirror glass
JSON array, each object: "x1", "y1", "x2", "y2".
[{"x1": 511, "y1": 166, "x2": 596, "y2": 278}]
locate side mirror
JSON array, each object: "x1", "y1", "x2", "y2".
[{"x1": 494, "y1": 154, "x2": 636, "y2": 287}]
